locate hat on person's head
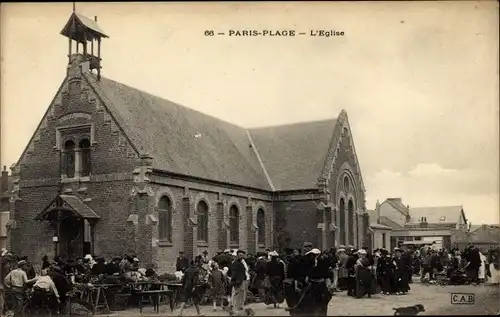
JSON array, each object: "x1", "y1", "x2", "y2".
[
  {"x1": 203, "y1": 250, "x2": 208, "y2": 254},
  {"x1": 269, "y1": 251, "x2": 279, "y2": 257},
  {"x1": 17, "y1": 260, "x2": 27, "y2": 267},
  {"x1": 133, "y1": 257, "x2": 139, "y2": 262},
  {"x1": 224, "y1": 249, "x2": 231, "y2": 253},
  {"x1": 236, "y1": 250, "x2": 246, "y2": 255},
  {"x1": 338, "y1": 248, "x2": 346, "y2": 253},
  {"x1": 394, "y1": 247, "x2": 402, "y2": 252},
  {"x1": 357, "y1": 249, "x2": 367, "y2": 255},
  {"x1": 305, "y1": 248, "x2": 321, "y2": 255},
  {"x1": 84, "y1": 254, "x2": 92, "y2": 260},
  {"x1": 303, "y1": 242, "x2": 313, "y2": 248}
]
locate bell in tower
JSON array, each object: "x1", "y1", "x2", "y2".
[{"x1": 60, "y1": 5, "x2": 108, "y2": 80}]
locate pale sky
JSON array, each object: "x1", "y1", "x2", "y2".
[{"x1": 1, "y1": 2, "x2": 499, "y2": 225}]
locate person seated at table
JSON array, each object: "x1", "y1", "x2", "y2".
[
  {"x1": 105, "y1": 257, "x2": 122, "y2": 276},
  {"x1": 92, "y1": 257, "x2": 107, "y2": 276},
  {"x1": 30, "y1": 269, "x2": 60, "y2": 314},
  {"x1": 131, "y1": 257, "x2": 140, "y2": 271},
  {"x1": 145, "y1": 264, "x2": 158, "y2": 279}
]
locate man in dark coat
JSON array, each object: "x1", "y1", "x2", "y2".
[
  {"x1": 227, "y1": 250, "x2": 250, "y2": 315},
  {"x1": 393, "y1": 248, "x2": 410, "y2": 294},
  {"x1": 284, "y1": 249, "x2": 304, "y2": 316},
  {"x1": 49, "y1": 266, "x2": 71, "y2": 314}
]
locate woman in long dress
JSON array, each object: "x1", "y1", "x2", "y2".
[{"x1": 488, "y1": 250, "x2": 500, "y2": 285}]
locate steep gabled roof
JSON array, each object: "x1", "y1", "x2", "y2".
[
  {"x1": 249, "y1": 120, "x2": 336, "y2": 190},
  {"x1": 408, "y1": 206, "x2": 464, "y2": 224},
  {"x1": 84, "y1": 72, "x2": 341, "y2": 191},
  {"x1": 383, "y1": 198, "x2": 409, "y2": 216}
]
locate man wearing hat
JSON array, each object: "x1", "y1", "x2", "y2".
[
  {"x1": 201, "y1": 250, "x2": 210, "y2": 264},
  {"x1": 4, "y1": 260, "x2": 35, "y2": 312},
  {"x1": 227, "y1": 250, "x2": 250, "y2": 315},
  {"x1": 265, "y1": 251, "x2": 286, "y2": 308}
]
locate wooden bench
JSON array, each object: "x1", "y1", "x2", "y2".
[{"x1": 135, "y1": 290, "x2": 174, "y2": 313}]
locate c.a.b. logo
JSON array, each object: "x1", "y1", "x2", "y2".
[{"x1": 451, "y1": 293, "x2": 475, "y2": 305}]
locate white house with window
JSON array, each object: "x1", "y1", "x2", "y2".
[{"x1": 366, "y1": 200, "x2": 392, "y2": 250}]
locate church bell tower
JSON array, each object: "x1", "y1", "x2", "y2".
[{"x1": 60, "y1": 4, "x2": 108, "y2": 80}]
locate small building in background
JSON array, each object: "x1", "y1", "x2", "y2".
[
  {"x1": 366, "y1": 200, "x2": 392, "y2": 250},
  {"x1": 452, "y1": 224, "x2": 500, "y2": 252},
  {"x1": 372, "y1": 197, "x2": 469, "y2": 250}
]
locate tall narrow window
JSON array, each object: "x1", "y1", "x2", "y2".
[
  {"x1": 197, "y1": 201, "x2": 209, "y2": 242},
  {"x1": 229, "y1": 205, "x2": 239, "y2": 245},
  {"x1": 257, "y1": 209, "x2": 265, "y2": 245},
  {"x1": 348, "y1": 199, "x2": 354, "y2": 246},
  {"x1": 79, "y1": 138, "x2": 91, "y2": 177},
  {"x1": 382, "y1": 233, "x2": 386, "y2": 248},
  {"x1": 339, "y1": 198, "x2": 345, "y2": 246},
  {"x1": 63, "y1": 140, "x2": 76, "y2": 178},
  {"x1": 158, "y1": 196, "x2": 172, "y2": 242}
]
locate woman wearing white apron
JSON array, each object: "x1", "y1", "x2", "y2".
[
  {"x1": 478, "y1": 251, "x2": 486, "y2": 283},
  {"x1": 488, "y1": 251, "x2": 500, "y2": 285}
]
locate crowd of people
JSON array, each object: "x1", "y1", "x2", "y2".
[{"x1": 0, "y1": 243, "x2": 499, "y2": 316}]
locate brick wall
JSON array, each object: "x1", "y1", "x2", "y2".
[
  {"x1": 274, "y1": 199, "x2": 319, "y2": 251},
  {"x1": 150, "y1": 183, "x2": 273, "y2": 274},
  {"x1": 11, "y1": 63, "x2": 141, "y2": 262}
]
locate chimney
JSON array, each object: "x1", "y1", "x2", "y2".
[
  {"x1": 375, "y1": 200, "x2": 381, "y2": 224},
  {"x1": 1, "y1": 166, "x2": 8, "y2": 193},
  {"x1": 94, "y1": 16, "x2": 97, "y2": 22}
]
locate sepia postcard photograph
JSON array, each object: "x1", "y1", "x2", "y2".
[{"x1": 0, "y1": 1, "x2": 499, "y2": 316}]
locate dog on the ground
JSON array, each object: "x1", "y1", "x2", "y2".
[{"x1": 393, "y1": 304, "x2": 426, "y2": 316}]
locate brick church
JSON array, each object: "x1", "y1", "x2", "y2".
[{"x1": 7, "y1": 11, "x2": 369, "y2": 272}]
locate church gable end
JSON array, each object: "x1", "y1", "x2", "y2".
[
  {"x1": 17, "y1": 57, "x2": 139, "y2": 181},
  {"x1": 322, "y1": 110, "x2": 366, "y2": 248}
]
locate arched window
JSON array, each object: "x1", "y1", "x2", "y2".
[
  {"x1": 339, "y1": 198, "x2": 346, "y2": 246},
  {"x1": 343, "y1": 175, "x2": 350, "y2": 193},
  {"x1": 348, "y1": 199, "x2": 354, "y2": 246},
  {"x1": 79, "y1": 138, "x2": 91, "y2": 177},
  {"x1": 63, "y1": 140, "x2": 76, "y2": 178},
  {"x1": 197, "y1": 201, "x2": 209, "y2": 242},
  {"x1": 257, "y1": 209, "x2": 265, "y2": 245},
  {"x1": 229, "y1": 205, "x2": 239, "y2": 245},
  {"x1": 158, "y1": 196, "x2": 172, "y2": 242}
]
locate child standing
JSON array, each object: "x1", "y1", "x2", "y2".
[{"x1": 208, "y1": 262, "x2": 226, "y2": 311}]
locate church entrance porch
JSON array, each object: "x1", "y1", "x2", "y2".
[{"x1": 34, "y1": 194, "x2": 100, "y2": 260}]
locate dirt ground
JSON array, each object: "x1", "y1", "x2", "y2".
[{"x1": 102, "y1": 280, "x2": 500, "y2": 316}]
